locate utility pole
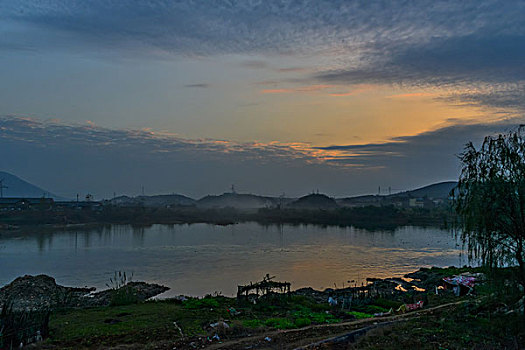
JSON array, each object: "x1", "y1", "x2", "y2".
[{"x1": 0, "y1": 179, "x2": 7, "y2": 198}]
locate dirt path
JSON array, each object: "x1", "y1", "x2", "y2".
[
  {"x1": 98, "y1": 299, "x2": 470, "y2": 350},
  {"x1": 199, "y1": 299, "x2": 470, "y2": 350}
]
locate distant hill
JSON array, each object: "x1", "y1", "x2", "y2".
[
  {"x1": 110, "y1": 194, "x2": 195, "y2": 207},
  {"x1": 197, "y1": 193, "x2": 288, "y2": 209},
  {"x1": 336, "y1": 195, "x2": 381, "y2": 207},
  {"x1": 289, "y1": 193, "x2": 338, "y2": 209},
  {"x1": 0, "y1": 171, "x2": 65, "y2": 200},
  {"x1": 389, "y1": 181, "x2": 457, "y2": 199},
  {"x1": 337, "y1": 181, "x2": 457, "y2": 207}
]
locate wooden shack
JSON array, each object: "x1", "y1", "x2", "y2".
[{"x1": 237, "y1": 274, "x2": 291, "y2": 300}]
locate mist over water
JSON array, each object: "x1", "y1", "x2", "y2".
[{"x1": 0, "y1": 223, "x2": 465, "y2": 297}]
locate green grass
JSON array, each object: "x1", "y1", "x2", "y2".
[
  {"x1": 264, "y1": 317, "x2": 295, "y2": 329},
  {"x1": 346, "y1": 311, "x2": 373, "y2": 319},
  {"x1": 291, "y1": 306, "x2": 341, "y2": 324},
  {"x1": 182, "y1": 296, "x2": 220, "y2": 309},
  {"x1": 242, "y1": 319, "x2": 263, "y2": 328},
  {"x1": 42, "y1": 266, "x2": 524, "y2": 348},
  {"x1": 48, "y1": 299, "x2": 231, "y2": 347},
  {"x1": 108, "y1": 286, "x2": 140, "y2": 306},
  {"x1": 372, "y1": 298, "x2": 403, "y2": 310},
  {"x1": 355, "y1": 302, "x2": 525, "y2": 349},
  {"x1": 294, "y1": 317, "x2": 312, "y2": 328},
  {"x1": 46, "y1": 293, "x2": 348, "y2": 348}
]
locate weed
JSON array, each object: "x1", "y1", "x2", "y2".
[
  {"x1": 106, "y1": 271, "x2": 133, "y2": 290},
  {"x1": 0, "y1": 301, "x2": 49, "y2": 349},
  {"x1": 106, "y1": 271, "x2": 139, "y2": 307}
]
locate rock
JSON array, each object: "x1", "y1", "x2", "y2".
[
  {"x1": 0, "y1": 274, "x2": 94, "y2": 311},
  {"x1": 0, "y1": 274, "x2": 169, "y2": 311},
  {"x1": 83, "y1": 282, "x2": 170, "y2": 307}
]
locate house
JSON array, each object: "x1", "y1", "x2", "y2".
[
  {"x1": 54, "y1": 201, "x2": 103, "y2": 211},
  {"x1": 0, "y1": 197, "x2": 54, "y2": 210}
]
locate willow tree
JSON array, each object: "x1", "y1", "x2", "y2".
[{"x1": 454, "y1": 127, "x2": 525, "y2": 288}]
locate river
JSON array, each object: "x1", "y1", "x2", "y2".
[{"x1": 0, "y1": 223, "x2": 465, "y2": 297}]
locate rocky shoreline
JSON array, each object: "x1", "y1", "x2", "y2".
[
  {"x1": 0, "y1": 267, "x2": 475, "y2": 312},
  {"x1": 0, "y1": 275, "x2": 169, "y2": 311}
]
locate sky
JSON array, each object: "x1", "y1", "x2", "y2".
[{"x1": 0, "y1": 0, "x2": 524, "y2": 199}]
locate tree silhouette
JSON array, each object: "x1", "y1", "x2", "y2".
[{"x1": 454, "y1": 127, "x2": 525, "y2": 288}]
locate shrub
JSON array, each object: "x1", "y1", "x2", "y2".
[
  {"x1": 264, "y1": 318, "x2": 295, "y2": 329},
  {"x1": 106, "y1": 271, "x2": 139, "y2": 306},
  {"x1": 346, "y1": 311, "x2": 373, "y2": 319},
  {"x1": 0, "y1": 302, "x2": 49, "y2": 348},
  {"x1": 373, "y1": 297, "x2": 403, "y2": 309},
  {"x1": 362, "y1": 305, "x2": 389, "y2": 314},
  {"x1": 242, "y1": 319, "x2": 263, "y2": 328},
  {"x1": 183, "y1": 297, "x2": 220, "y2": 309},
  {"x1": 294, "y1": 317, "x2": 312, "y2": 327},
  {"x1": 109, "y1": 286, "x2": 139, "y2": 307}
]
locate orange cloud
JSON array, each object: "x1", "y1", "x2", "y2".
[
  {"x1": 328, "y1": 84, "x2": 377, "y2": 97},
  {"x1": 261, "y1": 88, "x2": 292, "y2": 94},
  {"x1": 260, "y1": 84, "x2": 334, "y2": 94},
  {"x1": 387, "y1": 92, "x2": 436, "y2": 98},
  {"x1": 329, "y1": 91, "x2": 359, "y2": 97}
]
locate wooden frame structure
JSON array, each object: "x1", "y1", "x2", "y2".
[{"x1": 237, "y1": 274, "x2": 291, "y2": 300}]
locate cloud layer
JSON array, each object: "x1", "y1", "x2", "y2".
[
  {"x1": 4, "y1": 1, "x2": 522, "y2": 111},
  {"x1": 0, "y1": 2, "x2": 524, "y2": 196},
  {"x1": 2, "y1": 1, "x2": 521, "y2": 54},
  {"x1": 0, "y1": 116, "x2": 348, "y2": 198},
  {"x1": 0, "y1": 116, "x2": 521, "y2": 199}
]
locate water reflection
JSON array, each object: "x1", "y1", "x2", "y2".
[{"x1": 0, "y1": 223, "x2": 465, "y2": 297}]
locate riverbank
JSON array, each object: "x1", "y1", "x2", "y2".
[
  {"x1": 0, "y1": 205, "x2": 452, "y2": 233},
  {"x1": 1, "y1": 266, "x2": 523, "y2": 349}
]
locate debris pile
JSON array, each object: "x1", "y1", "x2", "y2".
[
  {"x1": 443, "y1": 272, "x2": 484, "y2": 296},
  {"x1": 0, "y1": 275, "x2": 169, "y2": 311}
]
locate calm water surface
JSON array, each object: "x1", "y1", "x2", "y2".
[{"x1": 0, "y1": 223, "x2": 465, "y2": 297}]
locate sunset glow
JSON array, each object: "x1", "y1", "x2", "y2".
[{"x1": 0, "y1": 1, "x2": 523, "y2": 198}]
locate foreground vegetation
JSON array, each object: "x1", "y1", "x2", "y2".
[
  {"x1": 4, "y1": 266, "x2": 515, "y2": 349},
  {"x1": 355, "y1": 300, "x2": 524, "y2": 349}
]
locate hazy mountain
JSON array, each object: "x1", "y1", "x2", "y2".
[
  {"x1": 110, "y1": 194, "x2": 195, "y2": 207},
  {"x1": 337, "y1": 181, "x2": 457, "y2": 207},
  {"x1": 0, "y1": 171, "x2": 65, "y2": 200},
  {"x1": 289, "y1": 193, "x2": 338, "y2": 209},
  {"x1": 389, "y1": 181, "x2": 457, "y2": 199},
  {"x1": 336, "y1": 195, "x2": 381, "y2": 207},
  {"x1": 197, "y1": 193, "x2": 287, "y2": 209}
]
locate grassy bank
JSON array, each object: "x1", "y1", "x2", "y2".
[{"x1": 29, "y1": 267, "x2": 524, "y2": 349}]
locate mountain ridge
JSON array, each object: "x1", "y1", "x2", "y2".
[
  {"x1": 0, "y1": 170, "x2": 457, "y2": 207},
  {"x1": 0, "y1": 171, "x2": 66, "y2": 200}
]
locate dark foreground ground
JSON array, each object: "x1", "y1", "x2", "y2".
[{"x1": 1, "y1": 266, "x2": 524, "y2": 349}]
